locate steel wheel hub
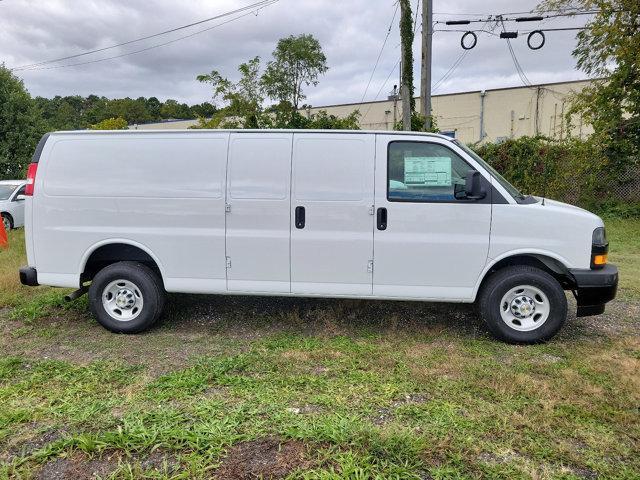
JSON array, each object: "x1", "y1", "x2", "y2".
[
  {"x1": 115, "y1": 289, "x2": 136, "y2": 309},
  {"x1": 499, "y1": 285, "x2": 550, "y2": 332},
  {"x1": 102, "y1": 279, "x2": 144, "y2": 322},
  {"x1": 510, "y1": 295, "x2": 536, "y2": 318}
]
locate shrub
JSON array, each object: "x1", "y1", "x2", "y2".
[
  {"x1": 90, "y1": 117, "x2": 128, "y2": 130},
  {"x1": 472, "y1": 136, "x2": 638, "y2": 215}
]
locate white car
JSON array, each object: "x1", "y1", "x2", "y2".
[
  {"x1": 0, "y1": 180, "x2": 27, "y2": 230},
  {"x1": 19, "y1": 130, "x2": 618, "y2": 343}
]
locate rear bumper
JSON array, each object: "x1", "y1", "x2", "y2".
[
  {"x1": 19, "y1": 266, "x2": 39, "y2": 286},
  {"x1": 569, "y1": 264, "x2": 618, "y2": 317}
]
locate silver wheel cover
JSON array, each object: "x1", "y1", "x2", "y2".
[
  {"x1": 102, "y1": 279, "x2": 144, "y2": 322},
  {"x1": 499, "y1": 285, "x2": 550, "y2": 332}
]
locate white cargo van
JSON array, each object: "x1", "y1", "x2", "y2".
[{"x1": 19, "y1": 130, "x2": 618, "y2": 343}]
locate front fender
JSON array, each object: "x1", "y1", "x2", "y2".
[{"x1": 471, "y1": 249, "x2": 573, "y2": 300}]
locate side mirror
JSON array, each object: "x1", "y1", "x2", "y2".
[
  {"x1": 15, "y1": 195, "x2": 26, "y2": 201},
  {"x1": 465, "y1": 171, "x2": 486, "y2": 200}
]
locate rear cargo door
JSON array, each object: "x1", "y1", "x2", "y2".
[
  {"x1": 225, "y1": 132, "x2": 293, "y2": 292},
  {"x1": 290, "y1": 133, "x2": 375, "y2": 296}
]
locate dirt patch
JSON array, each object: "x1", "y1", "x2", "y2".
[
  {"x1": 214, "y1": 437, "x2": 313, "y2": 479},
  {"x1": 286, "y1": 404, "x2": 324, "y2": 415},
  {"x1": 372, "y1": 393, "x2": 430, "y2": 425},
  {"x1": 392, "y1": 393, "x2": 429, "y2": 407},
  {"x1": 36, "y1": 452, "x2": 119, "y2": 480},
  {"x1": 0, "y1": 424, "x2": 67, "y2": 463},
  {"x1": 134, "y1": 450, "x2": 181, "y2": 473},
  {"x1": 559, "y1": 299, "x2": 640, "y2": 341},
  {"x1": 566, "y1": 465, "x2": 599, "y2": 479},
  {"x1": 478, "y1": 449, "x2": 524, "y2": 465},
  {"x1": 35, "y1": 450, "x2": 180, "y2": 479}
]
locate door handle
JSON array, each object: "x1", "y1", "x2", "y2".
[
  {"x1": 377, "y1": 207, "x2": 387, "y2": 230},
  {"x1": 295, "y1": 206, "x2": 306, "y2": 229}
]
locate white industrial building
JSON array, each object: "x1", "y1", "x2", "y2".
[{"x1": 134, "y1": 79, "x2": 593, "y2": 144}]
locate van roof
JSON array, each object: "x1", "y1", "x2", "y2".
[
  {"x1": 0, "y1": 180, "x2": 25, "y2": 186},
  {"x1": 47, "y1": 129, "x2": 455, "y2": 141}
]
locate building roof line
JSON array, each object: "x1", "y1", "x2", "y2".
[{"x1": 304, "y1": 78, "x2": 602, "y2": 111}]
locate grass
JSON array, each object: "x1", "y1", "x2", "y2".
[
  {"x1": 0, "y1": 221, "x2": 638, "y2": 479},
  {"x1": 606, "y1": 218, "x2": 640, "y2": 299}
]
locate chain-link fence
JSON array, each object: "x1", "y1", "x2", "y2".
[{"x1": 606, "y1": 166, "x2": 640, "y2": 202}]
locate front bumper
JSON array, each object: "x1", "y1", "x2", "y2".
[
  {"x1": 569, "y1": 264, "x2": 618, "y2": 317},
  {"x1": 19, "y1": 266, "x2": 39, "y2": 286}
]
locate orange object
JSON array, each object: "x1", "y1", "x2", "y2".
[
  {"x1": 0, "y1": 219, "x2": 7, "y2": 250},
  {"x1": 593, "y1": 253, "x2": 608, "y2": 266}
]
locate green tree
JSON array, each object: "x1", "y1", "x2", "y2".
[
  {"x1": 302, "y1": 110, "x2": 361, "y2": 130},
  {"x1": 84, "y1": 95, "x2": 109, "y2": 125},
  {"x1": 539, "y1": 0, "x2": 640, "y2": 174},
  {"x1": 0, "y1": 65, "x2": 45, "y2": 180},
  {"x1": 90, "y1": 117, "x2": 128, "y2": 130},
  {"x1": 145, "y1": 97, "x2": 162, "y2": 120},
  {"x1": 261, "y1": 34, "x2": 328, "y2": 110},
  {"x1": 189, "y1": 102, "x2": 216, "y2": 118},
  {"x1": 106, "y1": 97, "x2": 151, "y2": 125},
  {"x1": 195, "y1": 35, "x2": 358, "y2": 130},
  {"x1": 197, "y1": 56, "x2": 266, "y2": 128}
]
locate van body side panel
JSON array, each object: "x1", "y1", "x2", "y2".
[
  {"x1": 225, "y1": 133, "x2": 293, "y2": 293},
  {"x1": 372, "y1": 134, "x2": 491, "y2": 301},
  {"x1": 34, "y1": 133, "x2": 229, "y2": 290},
  {"x1": 291, "y1": 133, "x2": 375, "y2": 295},
  {"x1": 489, "y1": 203, "x2": 597, "y2": 270}
]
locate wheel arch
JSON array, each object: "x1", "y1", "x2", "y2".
[
  {"x1": 473, "y1": 250, "x2": 573, "y2": 301},
  {"x1": 80, "y1": 239, "x2": 166, "y2": 286}
]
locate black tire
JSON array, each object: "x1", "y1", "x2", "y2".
[
  {"x1": 88, "y1": 261, "x2": 165, "y2": 333},
  {"x1": 2, "y1": 213, "x2": 13, "y2": 231},
  {"x1": 477, "y1": 265, "x2": 567, "y2": 344}
]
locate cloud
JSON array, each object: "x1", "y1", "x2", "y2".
[{"x1": 0, "y1": 0, "x2": 589, "y2": 107}]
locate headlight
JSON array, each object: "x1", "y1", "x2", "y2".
[
  {"x1": 591, "y1": 227, "x2": 608, "y2": 269},
  {"x1": 592, "y1": 227, "x2": 607, "y2": 246}
]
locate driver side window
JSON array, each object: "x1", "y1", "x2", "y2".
[{"x1": 387, "y1": 141, "x2": 476, "y2": 202}]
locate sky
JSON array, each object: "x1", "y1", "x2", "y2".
[{"x1": 0, "y1": 0, "x2": 593, "y2": 108}]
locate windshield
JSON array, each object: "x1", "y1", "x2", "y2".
[
  {"x1": 453, "y1": 140, "x2": 526, "y2": 201},
  {"x1": 0, "y1": 185, "x2": 17, "y2": 201}
]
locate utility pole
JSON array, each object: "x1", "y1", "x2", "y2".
[
  {"x1": 399, "y1": 0, "x2": 413, "y2": 131},
  {"x1": 420, "y1": 0, "x2": 433, "y2": 131}
]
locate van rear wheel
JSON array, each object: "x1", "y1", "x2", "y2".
[
  {"x1": 89, "y1": 262, "x2": 165, "y2": 333},
  {"x1": 478, "y1": 265, "x2": 567, "y2": 344}
]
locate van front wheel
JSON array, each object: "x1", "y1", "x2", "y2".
[
  {"x1": 478, "y1": 265, "x2": 567, "y2": 344},
  {"x1": 88, "y1": 262, "x2": 165, "y2": 333}
]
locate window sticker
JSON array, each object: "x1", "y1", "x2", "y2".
[{"x1": 404, "y1": 156, "x2": 452, "y2": 187}]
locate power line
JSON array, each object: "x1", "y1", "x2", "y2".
[
  {"x1": 11, "y1": 0, "x2": 277, "y2": 71},
  {"x1": 413, "y1": 0, "x2": 422, "y2": 34},
  {"x1": 434, "y1": 27, "x2": 587, "y2": 34},
  {"x1": 363, "y1": 0, "x2": 420, "y2": 113},
  {"x1": 433, "y1": 28, "x2": 500, "y2": 36},
  {"x1": 433, "y1": 8, "x2": 600, "y2": 17},
  {"x1": 360, "y1": 1, "x2": 399, "y2": 104},
  {"x1": 434, "y1": 10, "x2": 602, "y2": 26},
  {"x1": 432, "y1": 50, "x2": 469, "y2": 92},
  {"x1": 362, "y1": 59, "x2": 400, "y2": 120},
  {"x1": 13, "y1": 2, "x2": 278, "y2": 72},
  {"x1": 499, "y1": 18, "x2": 532, "y2": 87},
  {"x1": 432, "y1": 20, "x2": 493, "y2": 93}
]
